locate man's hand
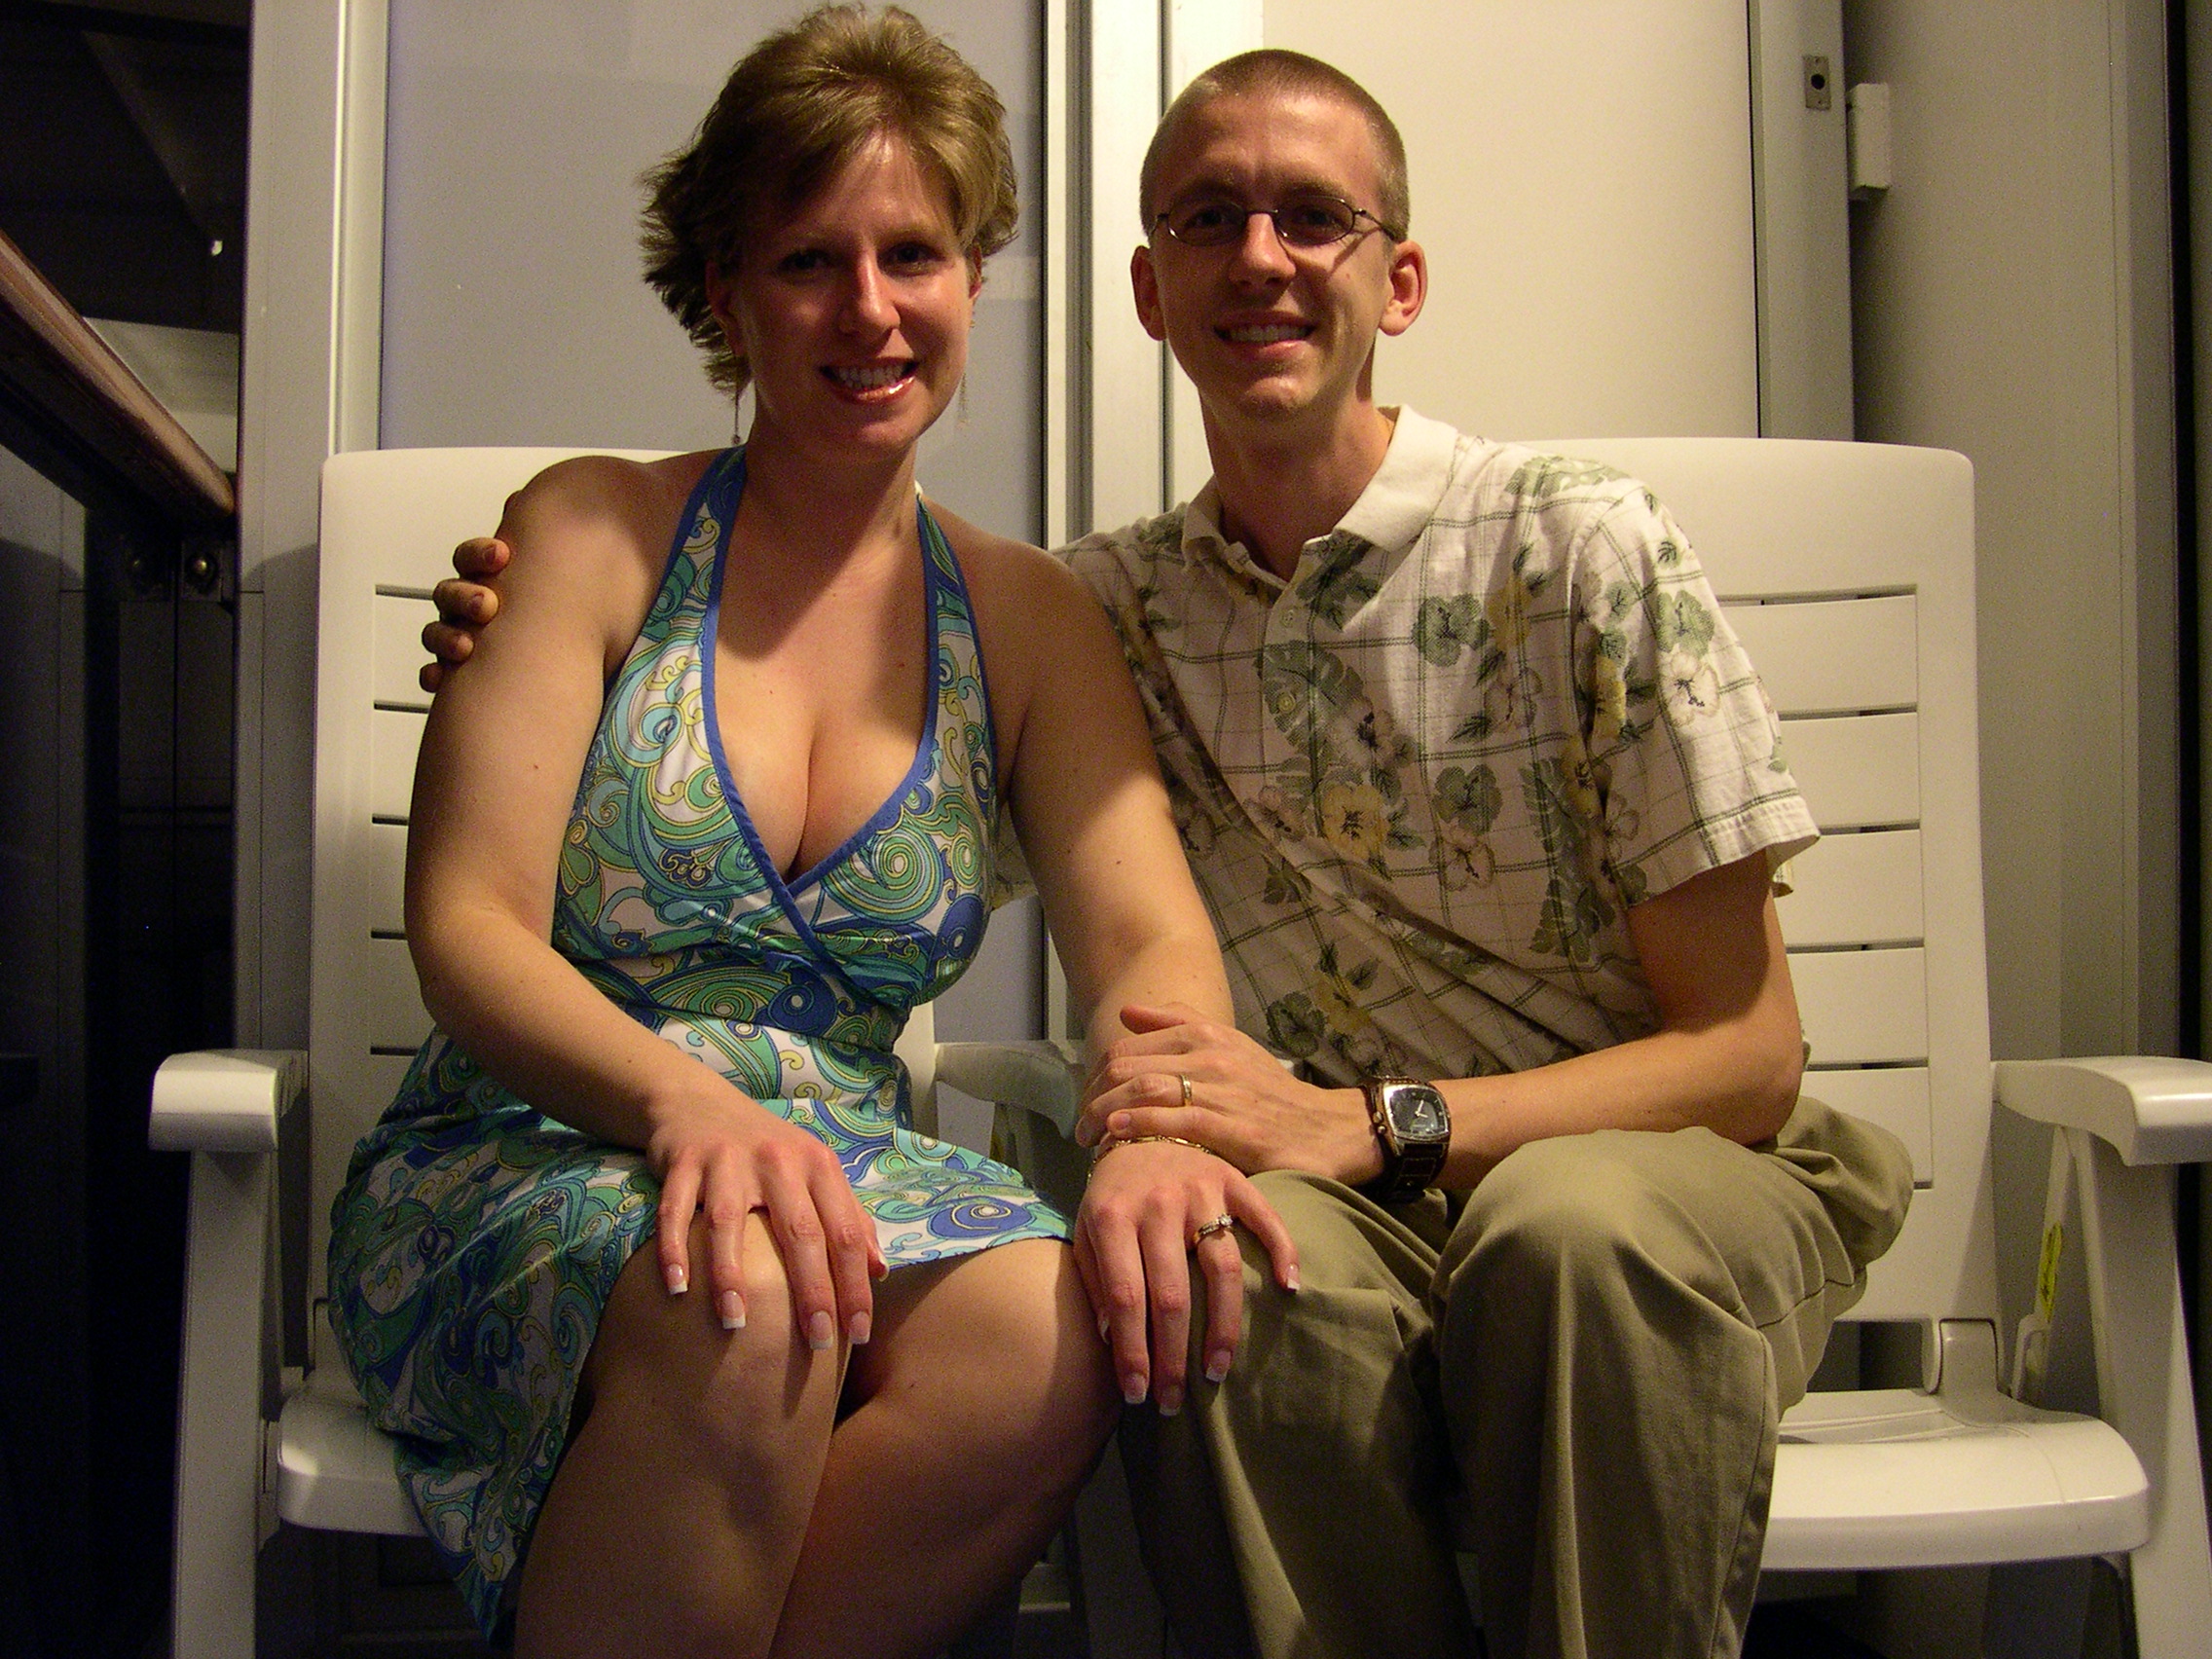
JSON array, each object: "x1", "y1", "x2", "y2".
[
  {"x1": 1073, "y1": 1136, "x2": 1298, "y2": 1415},
  {"x1": 1080, "y1": 1001, "x2": 1381, "y2": 1185},
  {"x1": 418, "y1": 535, "x2": 512, "y2": 693}
]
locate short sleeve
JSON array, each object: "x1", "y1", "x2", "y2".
[{"x1": 1574, "y1": 487, "x2": 1818, "y2": 904}]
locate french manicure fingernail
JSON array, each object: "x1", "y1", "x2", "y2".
[
  {"x1": 1158, "y1": 1386, "x2": 1183, "y2": 1416},
  {"x1": 1286, "y1": 1267, "x2": 1302, "y2": 1293},
  {"x1": 808, "y1": 1311, "x2": 835, "y2": 1351},
  {"x1": 665, "y1": 1263, "x2": 687, "y2": 1295},
  {"x1": 1205, "y1": 1351, "x2": 1231, "y2": 1383},
  {"x1": 1097, "y1": 1310, "x2": 1111, "y2": 1342},
  {"x1": 1123, "y1": 1375, "x2": 1148, "y2": 1406},
  {"x1": 718, "y1": 1291, "x2": 744, "y2": 1330},
  {"x1": 849, "y1": 1311, "x2": 871, "y2": 1346}
]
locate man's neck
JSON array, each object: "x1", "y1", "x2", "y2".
[{"x1": 1204, "y1": 399, "x2": 1397, "y2": 582}]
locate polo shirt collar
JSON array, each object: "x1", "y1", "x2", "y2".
[
  {"x1": 1338, "y1": 406, "x2": 1458, "y2": 553},
  {"x1": 1179, "y1": 405, "x2": 1459, "y2": 584}
]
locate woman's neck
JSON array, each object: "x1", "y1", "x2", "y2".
[{"x1": 737, "y1": 417, "x2": 922, "y2": 570}]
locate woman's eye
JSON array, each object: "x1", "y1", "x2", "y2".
[
  {"x1": 886, "y1": 242, "x2": 946, "y2": 271},
  {"x1": 777, "y1": 248, "x2": 829, "y2": 274}
]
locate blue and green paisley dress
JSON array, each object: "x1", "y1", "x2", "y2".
[{"x1": 327, "y1": 448, "x2": 1067, "y2": 1638}]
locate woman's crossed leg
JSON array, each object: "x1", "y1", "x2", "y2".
[{"x1": 515, "y1": 1213, "x2": 1117, "y2": 1659}]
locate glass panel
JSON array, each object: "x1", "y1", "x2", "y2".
[{"x1": 380, "y1": 0, "x2": 1043, "y2": 540}]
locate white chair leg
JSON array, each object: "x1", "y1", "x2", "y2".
[
  {"x1": 2069, "y1": 1128, "x2": 2212, "y2": 1658},
  {"x1": 170, "y1": 1148, "x2": 274, "y2": 1659}
]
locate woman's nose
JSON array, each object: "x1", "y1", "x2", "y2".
[{"x1": 843, "y1": 261, "x2": 898, "y2": 331}]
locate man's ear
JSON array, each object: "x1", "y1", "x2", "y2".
[
  {"x1": 1380, "y1": 239, "x2": 1428, "y2": 338},
  {"x1": 1129, "y1": 244, "x2": 1169, "y2": 343}
]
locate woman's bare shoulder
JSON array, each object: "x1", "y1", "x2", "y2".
[
  {"x1": 485, "y1": 451, "x2": 723, "y2": 668},
  {"x1": 501, "y1": 451, "x2": 719, "y2": 565},
  {"x1": 925, "y1": 500, "x2": 1093, "y2": 619}
]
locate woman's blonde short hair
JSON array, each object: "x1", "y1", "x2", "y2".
[{"x1": 642, "y1": 4, "x2": 1019, "y2": 399}]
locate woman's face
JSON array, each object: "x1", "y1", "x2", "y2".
[{"x1": 708, "y1": 134, "x2": 980, "y2": 463}]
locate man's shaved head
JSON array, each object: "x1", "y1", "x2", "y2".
[{"x1": 1140, "y1": 50, "x2": 1409, "y2": 237}]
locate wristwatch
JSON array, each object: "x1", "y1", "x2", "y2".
[{"x1": 1360, "y1": 1077, "x2": 1452, "y2": 1202}]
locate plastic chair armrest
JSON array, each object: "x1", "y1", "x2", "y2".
[
  {"x1": 149, "y1": 1049, "x2": 308, "y2": 1154},
  {"x1": 933, "y1": 1040, "x2": 1082, "y2": 1139},
  {"x1": 1992, "y1": 1056, "x2": 2212, "y2": 1165}
]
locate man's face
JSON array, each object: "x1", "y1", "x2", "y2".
[{"x1": 1132, "y1": 91, "x2": 1423, "y2": 439}]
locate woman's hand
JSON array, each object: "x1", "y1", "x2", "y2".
[
  {"x1": 646, "y1": 1082, "x2": 888, "y2": 1346},
  {"x1": 1072, "y1": 1139, "x2": 1298, "y2": 1416},
  {"x1": 418, "y1": 535, "x2": 512, "y2": 693}
]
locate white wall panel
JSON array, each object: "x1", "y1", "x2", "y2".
[{"x1": 1261, "y1": 0, "x2": 1758, "y2": 440}]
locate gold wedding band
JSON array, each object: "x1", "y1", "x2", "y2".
[
  {"x1": 1193, "y1": 1213, "x2": 1236, "y2": 1244},
  {"x1": 1177, "y1": 1071, "x2": 1194, "y2": 1108}
]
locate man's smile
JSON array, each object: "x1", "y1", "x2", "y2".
[{"x1": 1220, "y1": 321, "x2": 1312, "y2": 345}]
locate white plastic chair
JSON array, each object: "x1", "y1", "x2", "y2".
[
  {"x1": 149, "y1": 448, "x2": 1083, "y2": 1658},
  {"x1": 1553, "y1": 437, "x2": 2212, "y2": 1653}
]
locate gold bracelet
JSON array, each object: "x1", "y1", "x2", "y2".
[{"x1": 1090, "y1": 1132, "x2": 1210, "y2": 1166}]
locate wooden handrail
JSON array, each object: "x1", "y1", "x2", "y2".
[{"x1": 0, "y1": 226, "x2": 235, "y2": 527}]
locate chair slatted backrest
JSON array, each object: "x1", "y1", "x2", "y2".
[
  {"x1": 1546, "y1": 439, "x2": 1992, "y2": 1326},
  {"x1": 307, "y1": 448, "x2": 667, "y2": 1299}
]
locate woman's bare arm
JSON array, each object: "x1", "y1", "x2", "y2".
[
  {"x1": 404, "y1": 455, "x2": 884, "y2": 1345},
  {"x1": 958, "y1": 529, "x2": 1297, "y2": 1410}
]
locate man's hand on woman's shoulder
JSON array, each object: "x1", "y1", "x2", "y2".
[{"x1": 419, "y1": 535, "x2": 511, "y2": 694}]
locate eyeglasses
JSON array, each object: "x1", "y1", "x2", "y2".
[{"x1": 1150, "y1": 192, "x2": 1401, "y2": 250}]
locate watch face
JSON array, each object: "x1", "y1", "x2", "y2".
[{"x1": 1383, "y1": 1083, "x2": 1450, "y2": 1142}]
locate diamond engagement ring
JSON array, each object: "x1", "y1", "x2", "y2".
[{"x1": 1193, "y1": 1214, "x2": 1236, "y2": 1244}]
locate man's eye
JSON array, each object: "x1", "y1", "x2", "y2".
[
  {"x1": 1281, "y1": 201, "x2": 1353, "y2": 240},
  {"x1": 1176, "y1": 202, "x2": 1239, "y2": 236}
]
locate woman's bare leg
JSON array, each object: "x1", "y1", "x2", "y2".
[
  {"x1": 772, "y1": 1238, "x2": 1118, "y2": 1659},
  {"x1": 514, "y1": 1211, "x2": 845, "y2": 1659}
]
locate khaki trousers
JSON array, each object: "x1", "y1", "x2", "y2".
[{"x1": 1120, "y1": 1097, "x2": 1914, "y2": 1659}]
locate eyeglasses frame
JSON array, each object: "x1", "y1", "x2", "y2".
[{"x1": 1148, "y1": 192, "x2": 1405, "y2": 252}]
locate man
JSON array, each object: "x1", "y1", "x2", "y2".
[{"x1": 426, "y1": 49, "x2": 1911, "y2": 1659}]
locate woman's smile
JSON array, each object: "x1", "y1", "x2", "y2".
[{"x1": 823, "y1": 359, "x2": 919, "y2": 400}]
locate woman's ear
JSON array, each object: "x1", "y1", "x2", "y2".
[{"x1": 704, "y1": 261, "x2": 747, "y2": 372}]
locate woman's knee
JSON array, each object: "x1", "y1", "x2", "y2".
[
  {"x1": 587, "y1": 1213, "x2": 825, "y2": 1456},
  {"x1": 984, "y1": 1242, "x2": 1120, "y2": 1451},
  {"x1": 874, "y1": 1241, "x2": 1117, "y2": 1493}
]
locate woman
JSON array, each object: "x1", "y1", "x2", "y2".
[{"x1": 327, "y1": 9, "x2": 1292, "y2": 1655}]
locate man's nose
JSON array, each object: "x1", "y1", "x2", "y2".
[{"x1": 1228, "y1": 208, "x2": 1297, "y2": 279}]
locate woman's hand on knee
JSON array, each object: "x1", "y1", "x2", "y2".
[
  {"x1": 646, "y1": 1085, "x2": 887, "y2": 1348},
  {"x1": 1072, "y1": 1142, "x2": 1298, "y2": 1415}
]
